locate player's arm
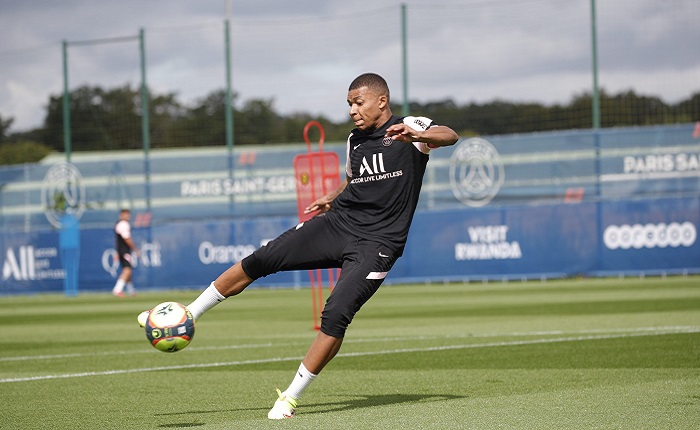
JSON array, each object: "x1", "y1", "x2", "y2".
[
  {"x1": 385, "y1": 123, "x2": 459, "y2": 147},
  {"x1": 125, "y1": 236, "x2": 141, "y2": 256},
  {"x1": 303, "y1": 178, "x2": 349, "y2": 215}
]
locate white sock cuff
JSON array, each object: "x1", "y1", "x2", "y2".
[
  {"x1": 283, "y1": 362, "x2": 318, "y2": 400},
  {"x1": 299, "y1": 362, "x2": 317, "y2": 379},
  {"x1": 209, "y1": 282, "x2": 226, "y2": 300},
  {"x1": 187, "y1": 282, "x2": 226, "y2": 320},
  {"x1": 113, "y1": 279, "x2": 126, "y2": 292}
]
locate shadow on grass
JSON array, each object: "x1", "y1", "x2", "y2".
[
  {"x1": 303, "y1": 393, "x2": 467, "y2": 415},
  {"x1": 157, "y1": 424, "x2": 205, "y2": 428},
  {"x1": 155, "y1": 393, "x2": 466, "y2": 426}
]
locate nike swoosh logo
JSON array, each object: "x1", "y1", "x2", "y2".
[
  {"x1": 353, "y1": 144, "x2": 361, "y2": 150},
  {"x1": 379, "y1": 252, "x2": 389, "y2": 258}
]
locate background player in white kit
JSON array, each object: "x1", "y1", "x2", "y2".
[
  {"x1": 141, "y1": 73, "x2": 459, "y2": 419},
  {"x1": 113, "y1": 209, "x2": 139, "y2": 297}
]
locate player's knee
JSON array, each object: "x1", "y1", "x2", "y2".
[
  {"x1": 319, "y1": 317, "x2": 349, "y2": 338},
  {"x1": 319, "y1": 305, "x2": 354, "y2": 338},
  {"x1": 240, "y1": 254, "x2": 264, "y2": 280}
]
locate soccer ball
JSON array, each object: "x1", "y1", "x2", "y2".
[{"x1": 144, "y1": 301, "x2": 195, "y2": 352}]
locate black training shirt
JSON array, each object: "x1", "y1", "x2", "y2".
[{"x1": 329, "y1": 115, "x2": 434, "y2": 255}]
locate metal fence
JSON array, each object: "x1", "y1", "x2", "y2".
[
  {"x1": 2, "y1": 1, "x2": 698, "y2": 152},
  {"x1": 2, "y1": 123, "x2": 698, "y2": 233}
]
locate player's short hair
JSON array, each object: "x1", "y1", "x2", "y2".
[{"x1": 349, "y1": 73, "x2": 390, "y2": 101}]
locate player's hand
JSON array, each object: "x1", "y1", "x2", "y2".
[
  {"x1": 385, "y1": 124, "x2": 422, "y2": 143},
  {"x1": 304, "y1": 179, "x2": 347, "y2": 215},
  {"x1": 304, "y1": 197, "x2": 332, "y2": 215}
]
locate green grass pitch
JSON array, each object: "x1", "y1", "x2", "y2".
[{"x1": 1, "y1": 276, "x2": 699, "y2": 429}]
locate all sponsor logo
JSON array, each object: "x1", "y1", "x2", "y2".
[
  {"x1": 350, "y1": 153, "x2": 402, "y2": 184},
  {"x1": 2, "y1": 246, "x2": 64, "y2": 282},
  {"x1": 359, "y1": 153, "x2": 386, "y2": 176}
]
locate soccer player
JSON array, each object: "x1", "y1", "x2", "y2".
[
  {"x1": 112, "y1": 209, "x2": 140, "y2": 297},
  {"x1": 144, "y1": 73, "x2": 459, "y2": 418}
]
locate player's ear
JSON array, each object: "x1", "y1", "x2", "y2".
[{"x1": 378, "y1": 94, "x2": 388, "y2": 109}]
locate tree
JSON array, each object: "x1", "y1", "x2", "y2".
[
  {"x1": 235, "y1": 98, "x2": 283, "y2": 145},
  {"x1": 148, "y1": 92, "x2": 189, "y2": 148},
  {"x1": 166, "y1": 90, "x2": 228, "y2": 147},
  {"x1": 0, "y1": 140, "x2": 52, "y2": 165},
  {"x1": 0, "y1": 114, "x2": 14, "y2": 144},
  {"x1": 674, "y1": 92, "x2": 700, "y2": 123},
  {"x1": 23, "y1": 84, "x2": 700, "y2": 153},
  {"x1": 43, "y1": 85, "x2": 142, "y2": 151}
]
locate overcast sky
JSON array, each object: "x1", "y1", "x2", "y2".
[{"x1": 1, "y1": 0, "x2": 698, "y2": 132}]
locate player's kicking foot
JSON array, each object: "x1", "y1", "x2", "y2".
[
  {"x1": 137, "y1": 310, "x2": 150, "y2": 328},
  {"x1": 267, "y1": 389, "x2": 297, "y2": 419}
]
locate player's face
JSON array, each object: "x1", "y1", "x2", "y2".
[{"x1": 347, "y1": 86, "x2": 387, "y2": 131}]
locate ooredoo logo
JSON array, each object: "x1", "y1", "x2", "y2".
[{"x1": 603, "y1": 222, "x2": 696, "y2": 250}]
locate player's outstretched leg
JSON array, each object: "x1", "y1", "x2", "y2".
[
  {"x1": 138, "y1": 261, "x2": 252, "y2": 328},
  {"x1": 137, "y1": 278, "x2": 230, "y2": 328}
]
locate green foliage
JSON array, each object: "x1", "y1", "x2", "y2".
[
  {"x1": 0, "y1": 114, "x2": 13, "y2": 143},
  {"x1": 16, "y1": 84, "x2": 700, "y2": 153},
  {"x1": 43, "y1": 85, "x2": 155, "y2": 151},
  {"x1": 410, "y1": 89, "x2": 700, "y2": 136},
  {"x1": 0, "y1": 140, "x2": 52, "y2": 165}
]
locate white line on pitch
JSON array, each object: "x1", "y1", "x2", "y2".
[
  {"x1": 0, "y1": 342, "x2": 277, "y2": 362},
  {"x1": 0, "y1": 325, "x2": 697, "y2": 363},
  {"x1": 1, "y1": 326, "x2": 697, "y2": 384}
]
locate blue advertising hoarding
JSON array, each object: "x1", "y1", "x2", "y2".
[
  {"x1": 1, "y1": 196, "x2": 698, "y2": 295},
  {"x1": 1, "y1": 124, "x2": 699, "y2": 294}
]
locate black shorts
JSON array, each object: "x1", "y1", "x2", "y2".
[
  {"x1": 241, "y1": 213, "x2": 398, "y2": 338},
  {"x1": 119, "y1": 252, "x2": 133, "y2": 269}
]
